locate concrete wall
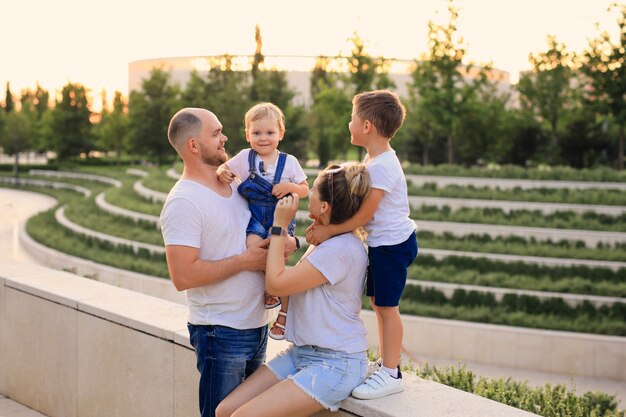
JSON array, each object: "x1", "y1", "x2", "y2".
[
  {"x1": 20, "y1": 227, "x2": 626, "y2": 382},
  {"x1": 0, "y1": 262, "x2": 538, "y2": 417}
]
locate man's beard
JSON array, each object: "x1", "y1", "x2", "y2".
[{"x1": 200, "y1": 146, "x2": 228, "y2": 167}]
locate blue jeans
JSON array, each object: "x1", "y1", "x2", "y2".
[{"x1": 187, "y1": 323, "x2": 268, "y2": 417}]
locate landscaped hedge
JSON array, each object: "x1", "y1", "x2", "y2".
[
  {"x1": 387, "y1": 287, "x2": 626, "y2": 336},
  {"x1": 402, "y1": 163, "x2": 626, "y2": 182},
  {"x1": 412, "y1": 205, "x2": 626, "y2": 232},
  {"x1": 407, "y1": 183, "x2": 626, "y2": 206},
  {"x1": 411, "y1": 255, "x2": 626, "y2": 297},
  {"x1": 413, "y1": 363, "x2": 624, "y2": 417},
  {"x1": 417, "y1": 232, "x2": 626, "y2": 262}
]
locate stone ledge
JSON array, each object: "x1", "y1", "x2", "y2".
[{"x1": 0, "y1": 261, "x2": 539, "y2": 417}]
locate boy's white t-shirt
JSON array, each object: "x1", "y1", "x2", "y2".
[
  {"x1": 160, "y1": 179, "x2": 273, "y2": 329},
  {"x1": 226, "y1": 148, "x2": 307, "y2": 185},
  {"x1": 284, "y1": 233, "x2": 368, "y2": 353},
  {"x1": 364, "y1": 150, "x2": 417, "y2": 247}
]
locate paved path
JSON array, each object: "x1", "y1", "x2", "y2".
[{"x1": 0, "y1": 188, "x2": 56, "y2": 263}]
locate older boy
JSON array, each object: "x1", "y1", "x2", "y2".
[{"x1": 306, "y1": 90, "x2": 418, "y2": 399}]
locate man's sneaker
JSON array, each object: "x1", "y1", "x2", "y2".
[{"x1": 351, "y1": 368, "x2": 403, "y2": 400}]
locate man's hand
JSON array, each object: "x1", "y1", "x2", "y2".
[
  {"x1": 241, "y1": 237, "x2": 270, "y2": 271},
  {"x1": 217, "y1": 166, "x2": 236, "y2": 184}
]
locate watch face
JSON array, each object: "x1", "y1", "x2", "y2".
[{"x1": 271, "y1": 226, "x2": 283, "y2": 236}]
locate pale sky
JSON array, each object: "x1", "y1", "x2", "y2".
[{"x1": 0, "y1": 0, "x2": 621, "y2": 108}]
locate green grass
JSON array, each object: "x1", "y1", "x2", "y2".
[
  {"x1": 362, "y1": 287, "x2": 626, "y2": 336},
  {"x1": 104, "y1": 182, "x2": 164, "y2": 216},
  {"x1": 412, "y1": 363, "x2": 624, "y2": 417},
  {"x1": 410, "y1": 255, "x2": 626, "y2": 297},
  {"x1": 27, "y1": 208, "x2": 169, "y2": 278},
  {"x1": 402, "y1": 163, "x2": 626, "y2": 182},
  {"x1": 407, "y1": 183, "x2": 626, "y2": 206},
  {"x1": 418, "y1": 231, "x2": 626, "y2": 262},
  {"x1": 63, "y1": 198, "x2": 163, "y2": 245},
  {"x1": 140, "y1": 167, "x2": 177, "y2": 193},
  {"x1": 412, "y1": 206, "x2": 626, "y2": 232}
]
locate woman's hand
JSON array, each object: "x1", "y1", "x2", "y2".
[{"x1": 274, "y1": 194, "x2": 299, "y2": 227}]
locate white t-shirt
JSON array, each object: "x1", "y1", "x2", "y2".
[
  {"x1": 226, "y1": 148, "x2": 307, "y2": 185},
  {"x1": 160, "y1": 179, "x2": 273, "y2": 329},
  {"x1": 364, "y1": 150, "x2": 417, "y2": 247},
  {"x1": 284, "y1": 233, "x2": 368, "y2": 353}
]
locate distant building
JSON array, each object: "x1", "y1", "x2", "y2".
[{"x1": 128, "y1": 55, "x2": 512, "y2": 108}]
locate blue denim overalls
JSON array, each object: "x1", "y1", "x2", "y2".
[{"x1": 238, "y1": 149, "x2": 296, "y2": 238}]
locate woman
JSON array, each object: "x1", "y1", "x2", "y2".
[{"x1": 216, "y1": 163, "x2": 372, "y2": 417}]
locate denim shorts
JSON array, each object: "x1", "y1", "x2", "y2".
[
  {"x1": 266, "y1": 344, "x2": 367, "y2": 411},
  {"x1": 366, "y1": 231, "x2": 418, "y2": 307}
]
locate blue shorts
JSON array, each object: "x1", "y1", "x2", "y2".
[
  {"x1": 266, "y1": 344, "x2": 367, "y2": 411},
  {"x1": 366, "y1": 232, "x2": 418, "y2": 307}
]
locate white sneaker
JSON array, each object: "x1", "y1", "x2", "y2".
[{"x1": 351, "y1": 368, "x2": 403, "y2": 400}]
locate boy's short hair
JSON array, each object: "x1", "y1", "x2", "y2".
[
  {"x1": 244, "y1": 102, "x2": 285, "y2": 133},
  {"x1": 353, "y1": 90, "x2": 406, "y2": 139}
]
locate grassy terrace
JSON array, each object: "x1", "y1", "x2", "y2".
[
  {"x1": 2, "y1": 165, "x2": 625, "y2": 336},
  {"x1": 406, "y1": 183, "x2": 626, "y2": 206}
]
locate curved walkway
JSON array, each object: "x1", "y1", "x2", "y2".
[
  {"x1": 0, "y1": 188, "x2": 57, "y2": 263},
  {"x1": 133, "y1": 180, "x2": 167, "y2": 203},
  {"x1": 95, "y1": 192, "x2": 160, "y2": 228},
  {"x1": 0, "y1": 176, "x2": 91, "y2": 197},
  {"x1": 55, "y1": 206, "x2": 165, "y2": 255},
  {"x1": 29, "y1": 169, "x2": 122, "y2": 188}
]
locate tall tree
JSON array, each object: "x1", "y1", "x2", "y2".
[
  {"x1": 348, "y1": 32, "x2": 376, "y2": 95},
  {"x1": 582, "y1": 3, "x2": 626, "y2": 170},
  {"x1": 309, "y1": 85, "x2": 352, "y2": 166},
  {"x1": 50, "y1": 83, "x2": 93, "y2": 162},
  {"x1": 4, "y1": 82, "x2": 15, "y2": 113},
  {"x1": 310, "y1": 56, "x2": 334, "y2": 102},
  {"x1": 95, "y1": 91, "x2": 129, "y2": 165},
  {"x1": 128, "y1": 68, "x2": 180, "y2": 165},
  {"x1": 19, "y1": 83, "x2": 50, "y2": 152},
  {"x1": 517, "y1": 36, "x2": 576, "y2": 161},
  {"x1": 408, "y1": 0, "x2": 485, "y2": 164},
  {"x1": 3, "y1": 111, "x2": 32, "y2": 177}
]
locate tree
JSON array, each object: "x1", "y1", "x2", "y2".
[
  {"x1": 50, "y1": 83, "x2": 93, "y2": 162},
  {"x1": 3, "y1": 111, "x2": 32, "y2": 177},
  {"x1": 309, "y1": 85, "x2": 352, "y2": 166},
  {"x1": 19, "y1": 83, "x2": 50, "y2": 152},
  {"x1": 581, "y1": 3, "x2": 626, "y2": 170},
  {"x1": 310, "y1": 56, "x2": 335, "y2": 101},
  {"x1": 517, "y1": 36, "x2": 577, "y2": 162},
  {"x1": 407, "y1": 0, "x2": 486, "y2": 164},
  {"x1": 4, "y1": 82, "x2": 15, "y2": 113},
  {"x1": 128, "y1": 68, "x2": 180, "y2": 165},
  {"x1": 95, "y1": 91, "x2": 129, "y2": 165}
]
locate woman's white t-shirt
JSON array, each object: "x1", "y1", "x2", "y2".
[{"x1": 284, "y1": 233, "x2": 368, "y2": 353}]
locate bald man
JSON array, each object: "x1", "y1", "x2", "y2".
[{"x1": 160, "y1": 108, "x2": 296, "y2": 417}]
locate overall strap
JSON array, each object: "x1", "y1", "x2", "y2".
[
  {"x1": 247, "y1": 149, "x2": 258, "y2": 173},
  {"x1": 272, "y1": 153, "x2": 288, "y2": 185}
]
